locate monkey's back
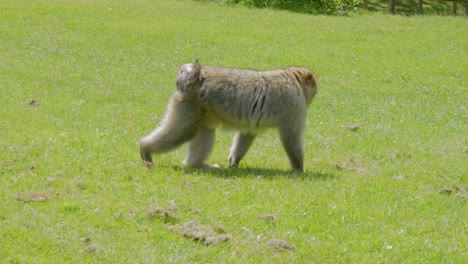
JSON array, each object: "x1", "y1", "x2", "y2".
[{"x1": 199, "y1": 66, "x2": 317, "y2": 131}]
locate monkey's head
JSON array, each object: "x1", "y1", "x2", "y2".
[{"x1": 176, "y1": 60, "x2": 202, "y2": 93}]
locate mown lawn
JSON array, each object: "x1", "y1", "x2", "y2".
[{"x1": 1, "y1": 0, "x2": 467, "y2": 263}]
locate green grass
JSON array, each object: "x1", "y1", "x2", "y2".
[{"x1": 1, "y1": 0, "x2": 467, "y2": 263}]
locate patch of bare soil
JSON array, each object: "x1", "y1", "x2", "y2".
[
  {"x1": 257, "y1": 213, "x2": 277, "y2": 223},
  {"x1": 147, "y1": 200, "x2": 179, "y2": 223},
  {"x1": 83, "y1": 244, "x2": 99, "y2": 254},
  {"x1": 147, "y1": 201, "x2": 294, "y2": 250},
  {"x1": 169, "y1": 220, "x2": 232, "y2": 246},
  {"x1": 439, "y1": 184, "x2": 468, "y2": 199},
  {"x1": 267, "y1": 239, "x2": 296, "y2": 252},
  {"x1": 345, "y1": 124, "x2": 361, "y2": 131},
  {"x1": 81, "y1": 237, "x2": 98, "y2": 254},
  {"x1": 15, "y1": 192, "x2": 49, "y2": 202}
]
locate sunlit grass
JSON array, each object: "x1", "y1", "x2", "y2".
[{"x1": 0, "y1": 0, "x2": 467, "y2": 262}]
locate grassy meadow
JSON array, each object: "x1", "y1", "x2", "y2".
[{"x1": 1, "y1": 0, "x2": 467, "y2": 263}]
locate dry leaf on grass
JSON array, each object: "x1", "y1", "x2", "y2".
[
  {"x1": 214, "y1": 224, "x2": 228, "y2": 234},
  {"x1": 439, "y1": 188, "x2": 454, "y2": 195},
  {"x1": 81, "y1": 237, "x2": 92, "y2": 244},
  {"x1": 334, "y1": 160, "x2": 372, "y2": 176},
  {"x1": 27, "y1": 100, "x2": 40, "y2": 107},
  {"x1": 76, "y1": 180, "x2": 85, "y2": 190},
  {"x1": 29, "y1": 165, "x2": 36, "y2": 172},
  {"x1": 345, "y1": 124, "x2": 361, "y2": 131}
]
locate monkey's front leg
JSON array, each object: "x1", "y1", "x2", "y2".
[
  {"x1": 184, "y1": 127, "x2": 219, "y2": 168},
  {"x1": 229, "y1": 132, "x2": 257, "y2": 168},
  {"x1": 140, "y1": 145, "x2": 155, "y2": 168}
]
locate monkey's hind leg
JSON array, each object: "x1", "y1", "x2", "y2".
[
  {"x1": 184, "y1": 127, "x2": 219, "y2": 169},
  {"x1": 279, "y1": 126, "x2": 305, "y2": 172},
  {"x1": 229, "y1": 132, "x2": 256, "y2": 168}
]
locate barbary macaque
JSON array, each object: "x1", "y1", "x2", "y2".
[{"x1": 140, "y1": 60, "x2": 318, "y2": 172}]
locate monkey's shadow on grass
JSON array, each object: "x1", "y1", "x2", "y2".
[{"x1": 175, "y1": 166, "x2": 335, "y2": 180}]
